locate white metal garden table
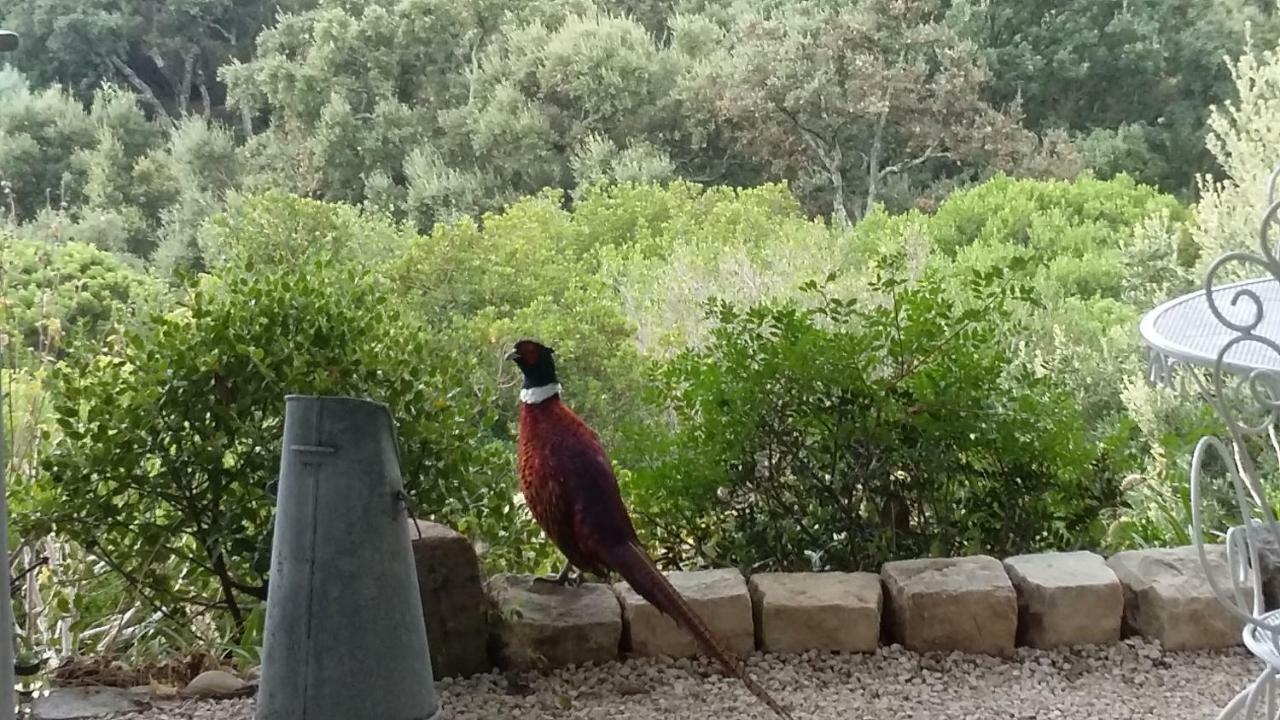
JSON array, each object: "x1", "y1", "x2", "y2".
[
  {"x1": 1140, "y1": 165, "x2": 1280, "y2": 719},
  {"x1": 1142, "y1": 276, "x2": 1280, "y2": 386}
]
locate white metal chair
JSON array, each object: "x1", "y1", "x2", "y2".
[
  {"x1": 1185, "y1": 163, "x2": 1280, "y2": 719},
  {"x1": 1192, "y1": 434, "x2": 1280, "y2": 719}
]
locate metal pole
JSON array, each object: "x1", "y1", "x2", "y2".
[
  {"x1": 0, "y1": 29, "x2": 20, "y2": 720},
  {"x1": 0, "y1": 389, "x2": 13, "y2": 720}
]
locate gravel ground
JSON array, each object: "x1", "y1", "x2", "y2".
[{"x1": 98, "y1": 638, "x2": 1259, "y2": 719}]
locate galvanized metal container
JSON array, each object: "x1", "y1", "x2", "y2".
[{"x1": 256, "y1": 395, "x2": 438, "y2": 720}]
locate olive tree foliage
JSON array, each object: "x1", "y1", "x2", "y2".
[
  {"x1": 222, "y1": 0, "x2": 488, "y2": 204},
  {"x1": 0, "y1": 73, "x2": 178, "y2": 253},
  {"x1": 150, "y1": 118, "x2": 243, "y2": 277},
  {"x1": 710, "y1": 0, "x2": 1034, "y2": 228},
  {"x1": 5, "y1": 0, "x2": 1278, "y2": 236},
  {"x1": 1193, "y1": 30, "x2": 1280, "y2": 281},
  {"x1": 225, "y1": 0, "x2": 1067, "y2": 230},
  {"x1": 223, "y1": 1, "x2": 569, "y2": 203},
  {"x1": 0, "y1": 72, "x2": 96, "y2": 219},
  {"x1": 0, "y1": 68, "x2": 239, "y2": 266},
  {"x1": 0, "y1": 0, "x2": 285, "y2": 121},
  {"x1": 944, "y1": 0, "x2": 1277, "y2": 194},
  {"x1": 440, "y1": 11, "x2": 673, "y2": 198},
  {"x1": 221, "y1": 1, "x2": 728, "y2": 229}
]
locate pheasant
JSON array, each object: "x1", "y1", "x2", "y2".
[{"x1": 506, "y1": 339, "x2": 793, "y2": 719}]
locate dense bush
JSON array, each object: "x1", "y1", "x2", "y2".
[
  {"x1": 0, "y1": 170, "x2": 1228, "y2": 661},
  {"x1": 917, "y1": 174, "x2": 1196, "y2": 433},
  {"x1": 620, "y1": 255, "x2": 1109, "y2": 571},
  {"x1": 0, "y1": 232, "x2": 164, "y2": 358},
  {"x1": 592, "y1": 181, "x2": 848, "y2": 355},
  {"x1": 0, "y1": 72, "x2": 96, "y2": 218},
  {"x1": 927, "y1": 173, "x2": 1195, "y2": 287},
  {"x1": 34, "y1": 200, "x2": 546, "y2": 646},
  {"x1": 196, "y1": 190, "x2": 414, "y2": 274},
  {"x1": 391, "y1": 187, "x2": 649, "y2": 452}
]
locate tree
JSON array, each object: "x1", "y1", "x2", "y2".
[
  {"x1": 0, "y1": 74, "x2": 97, "y2": 218},
  {"x1": 78, "y1": 86, "x2": 177, "y2": 256},
  {"x1": 436, "y1": 9, "x2": 698, "y2": 212},
  {"x1": 1193, "y1": 30, "x2": 1280, "y2": 281},
  {"x1": 151, "y1": 117, "x2": 243, "y2": 276},
  {"x1": 223, "y1": 1, "x2": 734, "y2": 226},
  {"x1": 222, "y1": 0, "x2": 550, "y2": 209},
  {"x1": 1, "y1": 0, "x2": 282, "y2": 121},
  {"x1": 0, "y1": 74, "x2": 177, "y2": 252},
  {"x1": 945, "y1": 0, "x2": 1278, "y2": 194},
  {"x1": 712, "y1": 0, "x2": 1027, "y2": 228}
]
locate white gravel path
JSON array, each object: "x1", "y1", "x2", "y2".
[{"x1": 98, "y1": 638, "x2": 1259, "y2": 719}]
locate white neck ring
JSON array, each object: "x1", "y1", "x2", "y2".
[{"x1": 520, "y1": 383, "x2": 561, "y2": 404}]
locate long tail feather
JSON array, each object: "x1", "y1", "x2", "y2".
[{"x1": 605, "y1": 541, "x2": 794, "y2": 719}]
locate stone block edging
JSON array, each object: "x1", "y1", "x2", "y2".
[{"x1": 406, "y1": 521, "x2": 1247, "y2": 676}]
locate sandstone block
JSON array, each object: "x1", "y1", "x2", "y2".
[
  {"x1": 408, "y1": 519, "x2": 492, "y2": 679},
  {"x1": 1003, "y1": 551, "x2": 1122, "y2": 648},
  {"x1": 1107, "y1": 545, "x2": 1243, "y2": 650},
  {"x1": 748, "y1": 572, "x2": 881, "y2": 654},
  {"x1": 487, "y1": 574, "x2": 622, "y2": 670},
  {"x1": 614, "y1": 568, "x2": 753, "y2": 658},
  {"x1": 881, "y1": 555, "x2": 1017, "y2": 657}
]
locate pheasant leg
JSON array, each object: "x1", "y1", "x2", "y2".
[{"x1": 533, "y1": 560, "x2": 582, "y2": 587}]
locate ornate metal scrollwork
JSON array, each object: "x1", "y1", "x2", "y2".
[{"x1": 1189, "y1": 163, "x2": 1280, "y2": 719}]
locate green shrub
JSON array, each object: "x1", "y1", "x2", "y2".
[
  {"x1": 394, "y1": 189, "x2": 587, "y2": 318},
  {"x1": 928, "y1": 174, "x2": 1193, "y2": 296},
  {"x1": 37, "y1": 198, "x2": 550, "y2": 645},
  {"x1": 0, "y1": 231, "x2": 164, "y2": 359},
  {"x1": 1075, "y1": 124, "x2": 1173, "y2": 191},
  {"x1": 196, "y1": 190, "x2": 415, "y2": 274},
  {"x1": 590, "y1": 181, "x2": 848, "y2": 355},
  {"x1": 395, "y1": 181, "x2": 854, "y2": 454},
  {"x1": 0, "y1": 79, "x2": 96, "y2": 218},
  {"x1": 928, "y1": 175, "x2": 1195, "y2": 435},
  {"x1": 620, "y1": 254, "x2": 1109, "y2": 571},
  {"x1": 1106, "y1": 373, "x2": 1243, "y2": 551}
]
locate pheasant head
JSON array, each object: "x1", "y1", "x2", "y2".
[{"x1": 506, "y1": 339, "x2": 560, "y2": 404}]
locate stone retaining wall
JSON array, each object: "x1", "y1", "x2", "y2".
[{"x1": 408, "y1": 520, "x2": 1246, "y2": 678}]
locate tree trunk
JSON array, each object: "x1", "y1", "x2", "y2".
[
  {"x1": 772, "y1": 101, "x2": 852, "y2": 228},
  {"x1": 467, "y1": 31, "x2": 486, "y2": 104},
  {"x1": 209, "y1": 545, "x2": 246, "y2": 639},
  {"x1": 178, "y1": 51, "x2": 195, "y2": 117},
  {"x1": 110, "y1": 57, "x2": 175, "y2": 126},
  {"x1": 828, "y1": 143, "x2": 851, "y2": 230},
  {"x1": 197, "y1": 68, "x2": 212, "y2": 119},
  {"x1": 864, "y1": 111, "x2": 889, "y2": 219}
]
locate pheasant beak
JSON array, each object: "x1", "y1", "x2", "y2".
[{"x1": 504, "y1": 349, "x2": 519, "y2": 362}]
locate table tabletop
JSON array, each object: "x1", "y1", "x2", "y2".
[{"x1": 1140, "y1": 275, "x2": 1280, "y2": 375}]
